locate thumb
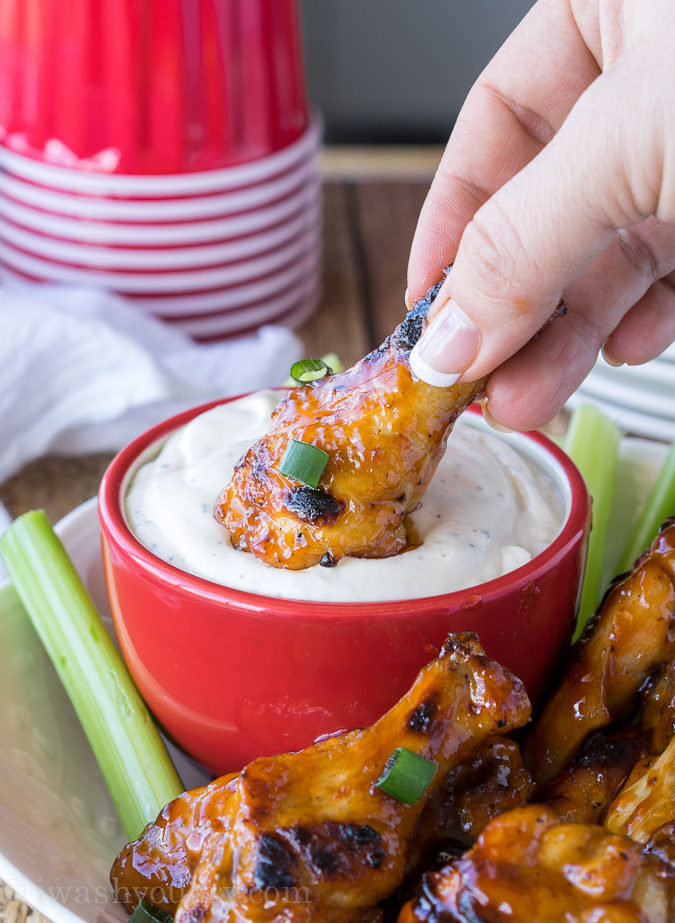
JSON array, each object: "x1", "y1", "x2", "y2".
[{"x1": 410, "y1": 50, "x2": 667, "y2": 388}]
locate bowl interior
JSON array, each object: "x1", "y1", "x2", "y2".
[{"x1": 114, "y1": 396, "x2": 578, "y2": 610}]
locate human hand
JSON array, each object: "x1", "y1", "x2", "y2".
[{"x1": 408, "y1": 0, "x2": 675, "y2": 430}]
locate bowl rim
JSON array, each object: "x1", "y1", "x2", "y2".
[{"x1": 98, "y1": 392, "x2": 590, "y2": 620}]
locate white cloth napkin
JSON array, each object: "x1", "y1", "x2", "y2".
[{"x1": 0, "y1": 283, "x2": 303, "y2": 521}]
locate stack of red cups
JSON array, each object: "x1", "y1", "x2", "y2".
[{"x1": 0, "y1": 0, "x2": 321, "y2": 340}]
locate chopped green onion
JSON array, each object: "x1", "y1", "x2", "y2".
[
  {"x1": 374, "y1": 747, "x2": 437, "y2": 804},
  {"x1": 283, "y1": 353, "x2": 344, "y2": 387},
  {"x1": 0, "y1": 511, "x2": 183, "y2": 840},
  {"x1": 619, "y1": 439, "x2": 675, "y2": 573},
  {"x1": 130, "y1": 901, "x2": 174, "y2": 923},
  {"x1": 279, "y1": 439, "x2": 329, "y2": 488},
  {"x1": 289, "y1": 358, "x2": 333, "y2": 384},
  {"x1": 564, "y1": 405, "x2": 620, "y2": 641}
]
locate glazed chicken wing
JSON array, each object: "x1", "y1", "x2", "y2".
[
  {"x1": 534, "y1": 728, "x2": 647, "y2": 825},
  {"x1": 112, "y1": 633, "x2": 530, "y2": 923},
  {"x1": 640, "y1": 660, "x2": 675, "y2": 755},
  {"x1": 399, "y1": 805, "x2": 675, "y2": 923},
  {"x1": 111, "y1": 774, "x2": 239, "y2": 914},
  {"x1": 524, "y1": 519, "x2": 675, "y2": 785},
  {"x1": 215, "y1": 281, "x2": 486, "y2": 569},
  {"x1": 409, "y1": 737, "x2": 534, "y2": 857},
  {"x1": 606, "y1": 735, "x2": 675, "y2": 848}
]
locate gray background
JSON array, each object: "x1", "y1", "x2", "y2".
[{"x1": 299, "y1": 0, "x2": 535, "y2": 142}]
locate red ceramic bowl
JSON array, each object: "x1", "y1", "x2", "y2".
[{"x1": 99, "y1": 397, "x2": 590, "y2": 775}]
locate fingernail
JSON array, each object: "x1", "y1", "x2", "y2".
[
  {"x1": 601, "y1": 347, "x2": 624, "y2": 368},
  {"x1": 410, "y1": 297, "x2": 481, "y2": 388},
  {"x1": 481, "y1": 399, "x2": 514, "y2": 434},
  {"x1": 404, "y1": 287, "x2": 412, "y2": 309}
]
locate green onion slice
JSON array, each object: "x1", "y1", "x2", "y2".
[
  {"x1": 289, "y1": 358, "x2": 333, "y2": 384},
  {"x1": 130, "y1": 901, "x2": 174, "y2": 923},
  {"x1": 374, "y1": 747, "x2": 437, "y2": 804},
  {"x1": 279, "y1": 439, "x2": 329, "y2": 488}
]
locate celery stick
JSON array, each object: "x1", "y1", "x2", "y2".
[
  {"x1": 319, "y1": 352, "x2": 345, "y2": 374},
  {"x1": 564, "y1": 405, "x2": 620, "y2": 641},
  {"x1": 618, "y1": 440, "x2": 675, "y2": 573},
  {"x1": 0, "y1": 510, "x2": 183, "y2": 840}
]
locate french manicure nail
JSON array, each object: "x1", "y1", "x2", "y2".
[
  {"x1": 404, "y1": 287, "x2": 411, "y2": 309},
  {"x1": 410, "y1": 297, "x2": 481, "y2": 388}
]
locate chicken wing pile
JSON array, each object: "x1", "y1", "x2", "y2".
[
  {"x1": 215, "y1": 280, "x2": 487, "y2": 569},
  {"x1": 112, "y1": 632, "x2": 530, "y2": 922},
  {"x1": 400, "y1": 518, "x2": 675, "y2": 922},
  {"x1": 112, "y1": 521, "x2": 675, "y2": 922}
]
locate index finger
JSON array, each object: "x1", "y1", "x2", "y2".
[{"x1": 408, "y1": 0, "x2": 600, "y2": 300}]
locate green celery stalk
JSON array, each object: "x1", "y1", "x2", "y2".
[
  {"x1": 319, "y1": 352, "x2": 345, "y2": 374},
  {"x1": 564, "y1": 405, "x2": 620, "y2": 641},
  {"x1": 0, "y1": 510, "x2": 183, "y2": 840},
  {"x1": 618, "y1": 439, "x2": 675, "y2": 573}
]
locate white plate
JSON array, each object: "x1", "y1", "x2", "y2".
[
  {"x1": 0, "y1": 232, "x2": 319, "y2": 293},
  {"x1": 0, "y1": 436, "x2": 668, "y2": 923},
  {"x1": 0, "y1": 159, "x2": 320, "y2": 221},
  {"x1": 577, "y1": 371, "x2": 675, "y2": 417},
  {"x1": 0, "y1": 203, "x2": 321, "y2": 270},
  {"x1": 0, "y1": 183, "x2": 320, "y2": 245},
  {"x1": 567, "y1": 390, "x2": 675, "y2": 441},
  {"x1": 0, "y1": 117, "x2": 321, "y2": 198},
  {"x1": 0, "y1": 498, "x2": 210, "y2": 923},
  {"x1": 588, "y1": 357, "x2": 675, "y2": 392}
]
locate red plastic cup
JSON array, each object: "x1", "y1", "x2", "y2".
[{"x1": 0, "y1": 0, "x2": 308, "y2": 175}]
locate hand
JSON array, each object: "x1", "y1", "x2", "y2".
[{"x1": 408, "y1": 0, "x2": 675, "y2": 430}]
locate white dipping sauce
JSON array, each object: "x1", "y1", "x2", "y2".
[{"x1": 126, "y1": 390, "x2": 565, "y2": 602}]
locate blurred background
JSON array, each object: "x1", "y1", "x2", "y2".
[{"x1": 301, "y1": 0, "x2": 534, "y2": 142}]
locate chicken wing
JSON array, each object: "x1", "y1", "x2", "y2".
[
  {"x1": 110, "y1": 774, "x2": 238, "y2": 914},
  {"x1": 112, "y1": 633, "x2": 530, "y2": 923},
  {"x1": 398, "y1": 805, "x2": 675, "y2": 923},
  {"x1": 606, "y1": 735, "x2": 675, "y2": 847},
  {"x1": 215, "y1": 280, "x2": 487, "y2": 569},
  {"x1": 534, "y1": 728, "x2": 647, "y2": 825},
  {"x1": 524, "y1": 519, "x2": 675, "y2": 785},
  {"x1": 640, "y1": 660, "x2": 675, "y2": 755},
  {"x1": 410, "y1": 737, "x2": 534, "y2": 855}
]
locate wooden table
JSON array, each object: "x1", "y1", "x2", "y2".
[{"x1": 0, "y1": 169, "x2": 445, "y2": 522}]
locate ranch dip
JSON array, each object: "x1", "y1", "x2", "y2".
[{"x1": 125, "y1": 390, "x2": 565, "y2": 602}]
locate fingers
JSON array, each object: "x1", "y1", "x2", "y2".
[
  {"x1": 407, "y1": 0, "x2": 600, "y2": 299},
  {"x1": 481, "y1": 219, "x2": 675, "y2": 430},
  {"x1": 410, "y1": 48, "x2": 669, "y2": 391},
  {"x1": 603, "y1": 274, "x2": 675, "y2": 365}
]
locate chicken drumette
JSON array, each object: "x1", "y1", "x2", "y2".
[
  {"x1": 215, "y1": 281, "x2": 487, "y2": 569},
  {"x1": 111, "y1": 633, "x2": 530, "y2": 923},
  {"x1": 524, "y1": 519, "x2": 675, "y2": 785},
  {"x1": 398, "y1": 805, "x2": 675, "y2": 923}
]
